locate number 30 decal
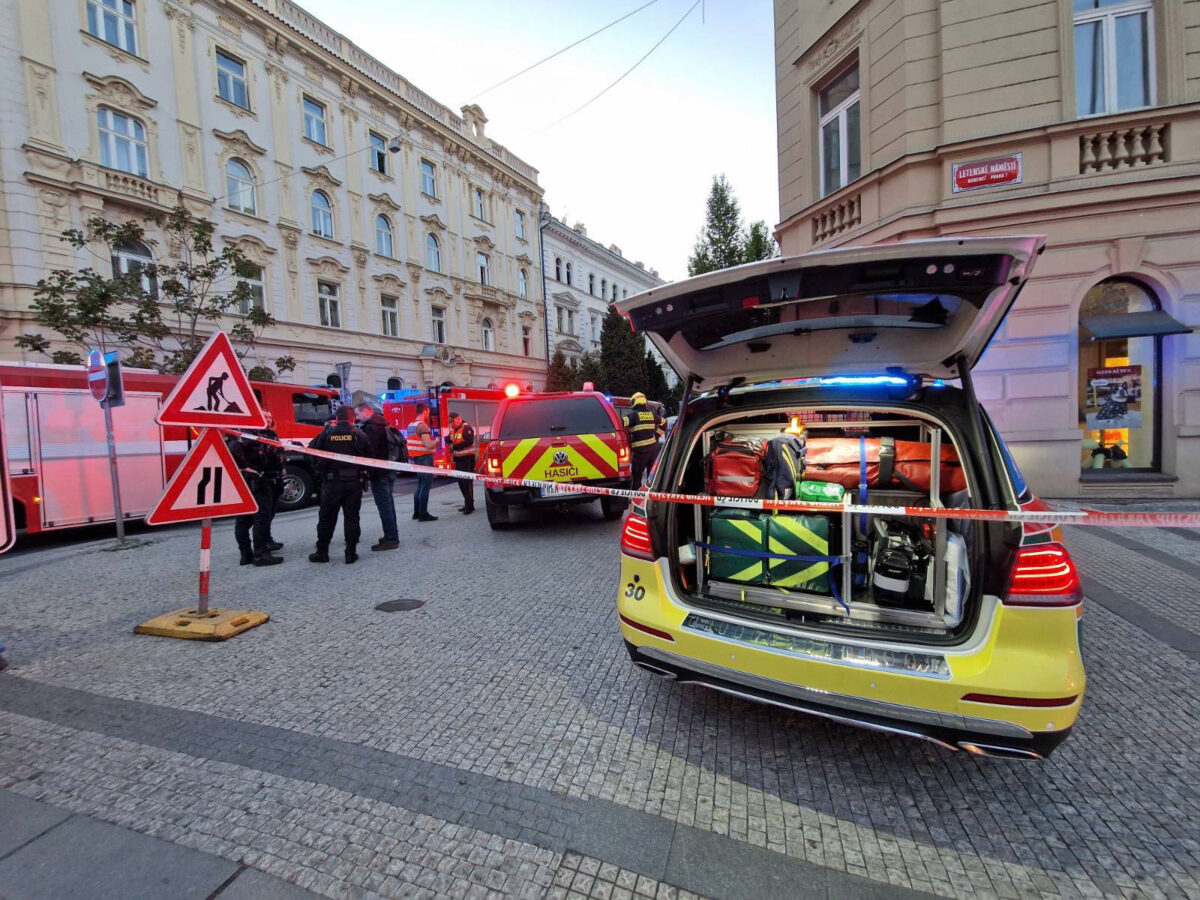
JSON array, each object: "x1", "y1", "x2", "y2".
[{"x1": 624, "y1": 582, "x2": 646, "y2": 601}]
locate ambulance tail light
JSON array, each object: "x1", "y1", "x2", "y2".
[
  {"x1": 620, "y1": 513, "x2": 655, "y2": 561},
  {"x1": 1004, "y1": 543, "x2": 1082, "y2": 606}
]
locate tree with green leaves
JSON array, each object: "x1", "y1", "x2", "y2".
[
  {"x1": 645, "y1": 351, "x2": 670, "y2": 403},
  {"x1": 577, "y1": 353, "x2": 604, "y2": 392},
  {"x1": 744, "y1": 220, "x2": 779, "y2": 263},
  {"x1": 15, "y1": 206, "x2": 294, "y2": 379},
  {"x1": 687, "y1": 176, "x2": 779, "y2": 276},
  {"x1": 544, "y1": 348, "x2": 574, "y2": 391},
  {"x1": 687, "y1": 174, "x2": 746, "y2": 276},
  {"x1": 599, "y1": 308, "x2": 647, "y2": 398}
]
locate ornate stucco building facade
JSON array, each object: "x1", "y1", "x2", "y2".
[
  {"x1": 539, "y1": 214, "x2": 674, "y2": 384},
  {"x1": 774, "y1": 0, "x2": 1200, "y2": 498},
  {"x1": 1, "y1": 0, "x2": 547, "y2": 394}
]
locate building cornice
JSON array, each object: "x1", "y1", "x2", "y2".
[
  {"x1": 221, "y1": 0, "x2": 541, "y2": 196},
  {"x1": 542, "y1": 218, "x2": 663, "y2": 286}
]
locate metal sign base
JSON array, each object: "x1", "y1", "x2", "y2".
[{"x1": 133, "y1": 607, "x2": 268, "y2": 642}]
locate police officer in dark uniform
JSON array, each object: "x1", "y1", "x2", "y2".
[
  {"x1": 230, "y1": 412, "x2": 285, "y2": 566},
  {"x1": 447, "y1": 411, "x2": 476, "y2": 514},
  {"x1": 622, "y1": 392, "x2": 664, "y2": 488},
  {"x1": 309, "y1": 405, "x2": 371, "y2": 564}
]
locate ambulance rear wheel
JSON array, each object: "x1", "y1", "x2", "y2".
[
  {"x1": 485, "y1": 493, "x2": 510, "y2": 530},
  {"x1": 600, "y1": 496, "x2": 627, "y2": 520},
  {"x1": 277, "y1": 465, "x2": 314, "y2": 511}
]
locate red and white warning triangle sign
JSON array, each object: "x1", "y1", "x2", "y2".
[
  {"x1": 156, "y1": 331, "x2": 266, "y2": 428},
  {"x1": 146, "y1": 428, "x2": 258, "y2": 525}
]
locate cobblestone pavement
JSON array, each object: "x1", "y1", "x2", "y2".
[{"x1": 0, "y1": 488, "x2": 1198, "y2": 899}]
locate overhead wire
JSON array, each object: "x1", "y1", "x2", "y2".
[
  {"x1": 467, "y1": 0, "x2": 663, "y2": 101},
  {"x1": 536, "y1": 0, "x2": 704, "y2": 134}
]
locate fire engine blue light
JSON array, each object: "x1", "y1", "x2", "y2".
[{"x1": 930, "y1": 379, "x2": 946, "y2": 388}]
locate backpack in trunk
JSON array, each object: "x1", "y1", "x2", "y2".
[{"x1": 706, "y1": 435, "x2": 767, "y2": 497}]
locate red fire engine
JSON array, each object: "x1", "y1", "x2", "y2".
[
  {"x1": 0, "y1": 362, "x2": 338, "y2": 534},
  {"x1": 382, "y1": 384, "x2": 520, "y2": 470}
]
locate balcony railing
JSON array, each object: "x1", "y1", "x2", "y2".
[
  {"x1": 1079, "y1": 122, "x2": 1169, "y2": 174},
  {"x1": 811, "y1": 193, "x2": 861, "y2": 244}
]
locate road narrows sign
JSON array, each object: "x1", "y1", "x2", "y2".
[
  {"x1": 145, "y1": 428, "x2": 257, "y2": 525},
  {"x1": 156, "y1": 331, "x2": 266, "y2": 428}
]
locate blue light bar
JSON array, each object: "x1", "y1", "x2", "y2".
[{"x1": 817, "y1": 375, "x2": 911, "y2": 386}]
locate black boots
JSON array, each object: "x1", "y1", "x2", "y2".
[
  {"x1": 265, "y1": 540, "x2": 284, "y2": 551},
  {"x1": 240, "y1": 548, "x2": 254, "y2": 565},
  {"x1": 344, "y1": 547, "x2": 359, "y2": 564},
  {"x1": 309, "y1": 548, "x2": 330, "y2": 563},
  {"x1": 253, "y1": 551, "x2": 283, "y2": 566}
]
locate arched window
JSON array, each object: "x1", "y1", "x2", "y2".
[
  {"x1": 476, "y1": 252, "x2": 490, "y2": 286},
  {"x1": 555, "y1": 257, "x2": 562, "y2": 281},
  {"x1": 482, "y1": 317, "x2": 495, "y2": 352},
  {"x1": 225, "y1": 159, "x2": 256, "y2": 215},
  {"x1": 588, "y1": 273, "x2": 595, "y2": 295},
  {"x1": 386, "y1": 376, "x2": 403, "y2": 391},
  {"x1": 311, "y1": 190, "x2": 333, "y2": 238},
  {"x1": 566, "y1": 262, "x2": 573, "y2": 285},
  {"x1": 1077, "y1": 277, "x2": 1184, "y2": 473},
  {"x1": 601, "y1": 278, "x2": 607, "y2": 297},
  {"x1": 375, "y1": 214, "x2": 394, "y2": 257},
  {"x1": 612, "y1": 282, "x2": 619, "y2": 302},
  {"x1": 426, "y1": 233, "x2": 441, "y2": 272},
  {"x1": 111, "y1": 239, "x2": 155, "y2": 295},
  {"x1": 518, "y1": 268, "x2": 528, "y2": 299}
]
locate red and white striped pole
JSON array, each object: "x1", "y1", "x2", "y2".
[{"x1": 198, "y1": 517, "x2": 212, "y2": 615}]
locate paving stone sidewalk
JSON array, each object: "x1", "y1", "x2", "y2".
[{"x1": 0, "y1": 493, "x2": 1197, "y2": 898}]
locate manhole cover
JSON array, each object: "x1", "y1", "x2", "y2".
[{"x1": 375, "y1": 599, "x2": 425, "y2": 613}]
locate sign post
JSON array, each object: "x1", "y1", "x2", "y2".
[
  {"x1": 89, "y1": 349, "x2": 126, "y2": 546},
  {"x1": 137, "y1": 331, "x2": 269, "y2": 641}
]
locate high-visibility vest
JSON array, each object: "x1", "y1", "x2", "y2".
[
  {"x1": 625, "y1": 407, "x2": 658, "y2": 450},
  {"x1": 450, "y1": 424, "x2": 474, "y2": 457},
  {"x1": 406, "y1": 421, "x2": 431, "y2": 456}
]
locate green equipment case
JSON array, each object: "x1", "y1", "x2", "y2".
[
  {"x1": 707, "y1": 509, "x2": 768, "y2": 584},
  {"x1": 766, "y1": 514, "x2": 832, "y2": 593}
]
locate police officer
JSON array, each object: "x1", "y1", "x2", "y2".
[
  {"x1": 230, "y1": 413, "x2": 284, "y2": 566},
  {"x1": 622, "y1": 392, "x2": 664, "y2": 488},
  {"x1": 309, "y1": 405, "x2": 371, "y2": 564},
  {"x1": 447, "y1": 411, "x2": 476, "y2": 514}
]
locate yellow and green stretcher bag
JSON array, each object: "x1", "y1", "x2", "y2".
[
  {"x1": 707, "y1": 509, "x2": 769, "y2": 584},
  {"x1": 707, "y1": 511, "x2": 832, "y2": 595},
  {"x1": 765, "y1": 513, "x2": 832, "y2": 594}
]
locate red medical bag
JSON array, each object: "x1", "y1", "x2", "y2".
[
  {"x1": 803, "y1": 437, "x2": 966, "y2": 494},
  {"x1": 706, "y1": 436, "x2": 767, "y2": 497}
]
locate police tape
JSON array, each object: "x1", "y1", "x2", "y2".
[{"x1": 222, "y1": 429, "x2": 1200, "y2": 529}]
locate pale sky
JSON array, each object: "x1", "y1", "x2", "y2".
[{"x1": 299, "y1": 0, "x2": 779, "y2": 281}]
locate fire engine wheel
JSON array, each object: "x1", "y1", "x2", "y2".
[
  {"x1": 600, "y1": 496, "x2": 627, "y2": 520},
  {"x1": 277, "y1": 465, "x2": 315, "y2": 511},
  {"x1": 485, "y1": 493, "x2": 511, "y2": 530}
]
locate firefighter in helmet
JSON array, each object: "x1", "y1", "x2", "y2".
[{"x1": 622, "y1": 392, "x2": 664, "y2": 488}]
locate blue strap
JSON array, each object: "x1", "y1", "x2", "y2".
[
  {"x1": 695, "y1": 541, "x2": 848, "y2": 611},
  {"x1": 858, "y1": 436, "x2": 868, "y2": 534}
]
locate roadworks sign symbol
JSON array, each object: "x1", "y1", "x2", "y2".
[
  {"x1": 145, "y1": 428, "x2": 257, "y2": 525},
  {"x1": 156, "y1": 331, "x2": 266, "y2": 428}
]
